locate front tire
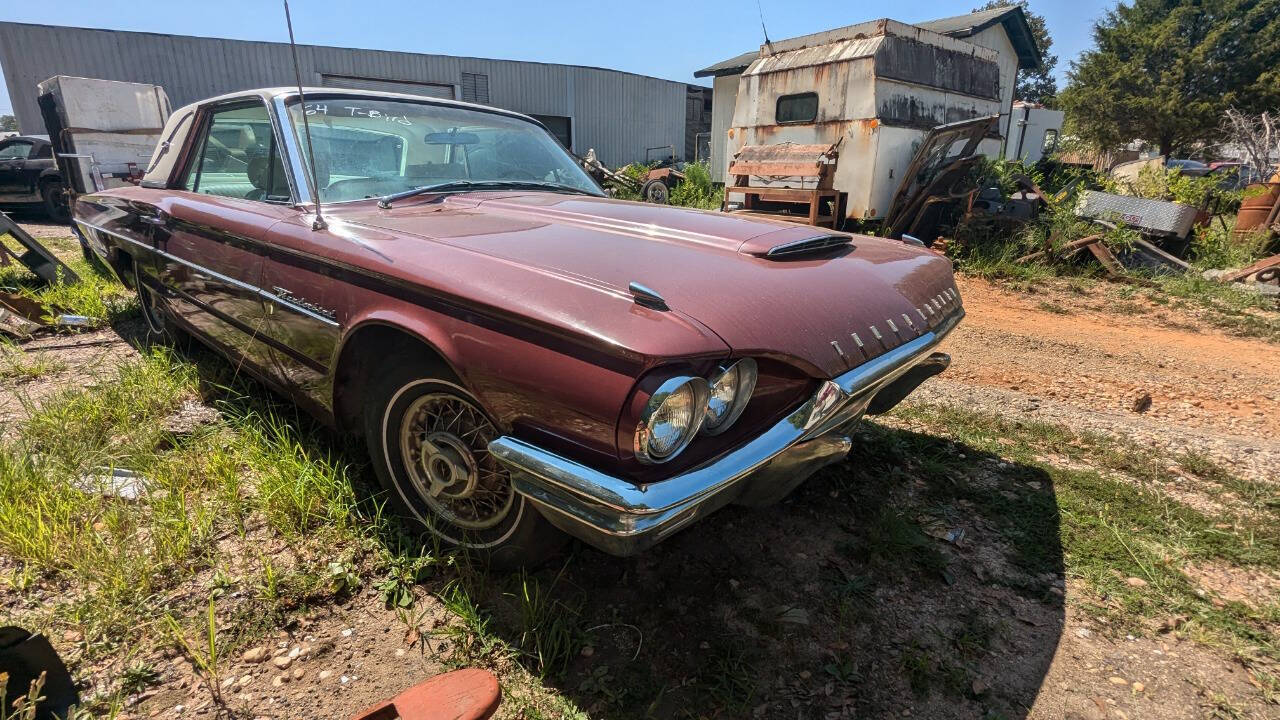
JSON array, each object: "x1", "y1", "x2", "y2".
[{"x1": 362, "y1": 363, "x2": 566, "y2": 567}]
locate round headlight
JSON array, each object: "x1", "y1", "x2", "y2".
[
  {"x1": 701, "y1": 358, "x2": 758, "y2": 435},
  {"x1": 634, "y1": 376, "x2": 709, "y2": 464}
]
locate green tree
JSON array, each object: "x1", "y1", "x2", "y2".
[
  {"x1": 0, "y1": 115, "x2": 17, "y2": 132},
  {"x1": 1059, "y1": 0, "x2": 1280, "y2": 157},
  {"x1": 977, "y1": 1, "x2": 1058, "y2": 105}
]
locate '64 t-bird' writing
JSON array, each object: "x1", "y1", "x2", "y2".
[{"x1": 74, "y1": 87, "x2": 962, "y2": 565}]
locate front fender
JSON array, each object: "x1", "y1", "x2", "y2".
[{"x1": 332, "y1": 304, "x2": 638, "y2": 470}]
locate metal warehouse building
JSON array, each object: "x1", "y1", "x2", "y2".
[{"x1": 0, "y1": 21, "x2": 705, "y2": 166}]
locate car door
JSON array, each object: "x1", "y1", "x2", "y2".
[
  {"x1": 148, "y1": 100, "x2": 298, "y2": 371},
  {"x1": 24, "y1": 141, "x2": 55, "y2": 197},
  {"x1": 0, "y1": 139, "x2": 34, "y2": 196}
]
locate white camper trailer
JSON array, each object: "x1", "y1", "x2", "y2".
[
  {"x1": 1003, "y1": 102, "x2": 1064, "y2": 164},
  {"x1": 721, "y1": 19, "x2": 1006, "y2": 223}
]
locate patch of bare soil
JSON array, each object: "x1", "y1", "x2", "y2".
[
  {"x1": 930, "y1": 277, "x2": 1280, "y2": 482},
  {"x1": 0, "y1": 324, "x2": 142, "y2": 430},
  {"x1": 1033, "y1": 609, "x2": 1273, "y2": 720}
]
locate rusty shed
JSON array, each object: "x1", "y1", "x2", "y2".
[
  {"x1": 698, "y1": 7, "x2": 1043, "y2": 196},
  {"x1": 723, "y1": 19, "x2": 1008, "y2": 221}
]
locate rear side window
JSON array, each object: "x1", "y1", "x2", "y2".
[
  {"x1": 184, "y1": 103, "x2": 291, "y2": 203},
  {"x1": 32, "y1": 143, "x2": 52, "y2": 159},
  {"x1": 0, "y1": 141, "x2": 32, "y2": 159},
  {"x1": 776, "y1": 93, "x2": 818, "y2": 124}
]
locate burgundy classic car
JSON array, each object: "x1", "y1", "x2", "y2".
[{"x1": 73, "y1": 88, "x2": 963, "y2": 564}]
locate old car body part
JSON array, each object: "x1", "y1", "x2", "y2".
[{"x1": 489, "y1": 310, "x2": 961, "y2": 555}]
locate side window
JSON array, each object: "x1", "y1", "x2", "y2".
[
  {"x1": 776, "y1": 93, "x2": 818, "y2": 124},
  {"x1": 32, "y1": 143, "x2": 52, "y2": 159},
  {"x1": 1041, "y1": 129, "x2": 1059, "y2": 154},
  {"x1": 184, "y1": 103, "x2": 291, "y2": 202},
  {"x1": 0, "y1": 141, "x2": 32, "y2": 160}
]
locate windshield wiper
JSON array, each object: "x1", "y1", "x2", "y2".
[{"x1": 377, "y1": 180, "x2": 597, "y2": 208}]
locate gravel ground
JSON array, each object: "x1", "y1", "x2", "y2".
[{"x1": 927, "y1": 277, "x2": 1279, "y2": 483}]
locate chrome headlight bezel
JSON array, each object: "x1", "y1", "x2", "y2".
[
  {"x1": 633, "y1": 375, "x2": 709, "y2": 465},
  {"x1": 700, "y1": 358, "x2": 758, "y2": 436}
]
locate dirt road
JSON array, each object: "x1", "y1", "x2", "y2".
[{"x1": 926, "y1": 277, "x2": 1279, "y2": 481}]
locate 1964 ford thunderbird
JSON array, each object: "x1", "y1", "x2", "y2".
[{"x1": 74, "y1": 88, "x2": 963, "y2": 565}]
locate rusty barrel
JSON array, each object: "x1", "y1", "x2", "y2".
[{"x1": 1234, "y1": 182, "x2": 1280, "y2": 237}]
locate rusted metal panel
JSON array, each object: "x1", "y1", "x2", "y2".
[
  {"x1": 743, "y1": 37, "x2": 884, "y2": 76},
  {"x1": 872, "y1": 36, "x2": 1000, "y2": 101}
]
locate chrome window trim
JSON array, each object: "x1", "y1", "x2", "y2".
[
  {"x1": 178, "y1": 97, "x2": 300, "y2": 205},
  {"x1": 272, "y1": 95, "x2": 316, "y2": 206},
  {"x1": 79, "y1": 220, "x2": 339, "y2": 328}
]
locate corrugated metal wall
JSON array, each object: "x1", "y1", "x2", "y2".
[{"x1": 0, "y1": 21, "x2": 687, "y2": 166}]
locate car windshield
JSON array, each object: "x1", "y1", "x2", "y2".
[{"x1": 284, "y1": 97, "x2": 603, "y2": 203}]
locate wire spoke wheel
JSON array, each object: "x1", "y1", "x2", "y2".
[{"x1": 397, "y1": 392, "x2": 514, "y2": 531}]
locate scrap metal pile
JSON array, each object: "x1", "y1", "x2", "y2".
[{"x1": 1007, "y1": 164, "x2": 1280, "y2": 294}]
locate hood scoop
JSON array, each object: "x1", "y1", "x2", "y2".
[{"x1": 740, "y1": 232, "x2": 853, "y2": 259}]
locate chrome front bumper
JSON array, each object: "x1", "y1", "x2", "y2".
[{"x1": 489, "y1": 310, "x2": 963, "y2": 556}]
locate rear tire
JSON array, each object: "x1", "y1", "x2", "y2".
[
  {"x1": 362, "y1": 360, "x2": 567, "y2": 568},
  {"x1": 41, "y1": 181, "x2": 69, "y2": 223}
]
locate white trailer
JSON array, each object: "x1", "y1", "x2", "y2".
[
  {"x1": 724, "y1": 19, "x2": 1006, "y2": 222},
  {"x1": 1002, "y1": 101, "x2": 1063, "y2": 164}
]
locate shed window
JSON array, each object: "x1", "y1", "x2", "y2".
[
  {"x1": 1041, "y1": 129, "x2": 1059, "y2": 154},
  {"x1": 776, "y1": 93, "x2": 818, "y2": 124}
]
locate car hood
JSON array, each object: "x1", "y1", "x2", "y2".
[{"x1": 335, "y1": 192, "x2": 961, "y2": 378}]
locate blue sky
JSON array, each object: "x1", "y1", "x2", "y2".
[{"x1": 0, "y1": 0, "x2": 1118, "y2": 116}]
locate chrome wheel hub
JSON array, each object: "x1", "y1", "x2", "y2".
[{"x1": 399, "y1": 393, "x2": 514, "y2": 530}]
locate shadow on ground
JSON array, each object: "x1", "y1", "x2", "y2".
[
  {"x1": 120, "y1": 321, "x2": 1064, "y2": 719},
  {"x1": 502, "y1": 422, "x2": 1067, "y2": 719}
]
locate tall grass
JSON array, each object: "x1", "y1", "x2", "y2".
[{"x1": 0, "y1": 346, "x2": 379, "y2": 672}]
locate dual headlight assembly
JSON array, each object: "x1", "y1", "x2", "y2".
[{"x1": 633, "y1": 358, "x2": 758, "y2": 465}]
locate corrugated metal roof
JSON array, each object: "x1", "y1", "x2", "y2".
[
  {"x1": 694, "y1": 51, "x2": 759, "y2": 78},
  {"x1": 742, "y1": 36, "x2": 884, "y2": 77}
]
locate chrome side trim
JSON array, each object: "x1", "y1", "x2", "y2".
[
  {"x1": 489, "y1": 308, "x2": 962, "y2": 554},
  {"x1": 79, "y1": 219, "x2": 340, "y2": 329}
]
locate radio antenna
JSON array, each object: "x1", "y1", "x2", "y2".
[
  {"x1": 756, "y1": 0, "x2": 773, "y2": 50},
  {"x1": 283, "y1": 0, "x2": 326, "y2": 230}
]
